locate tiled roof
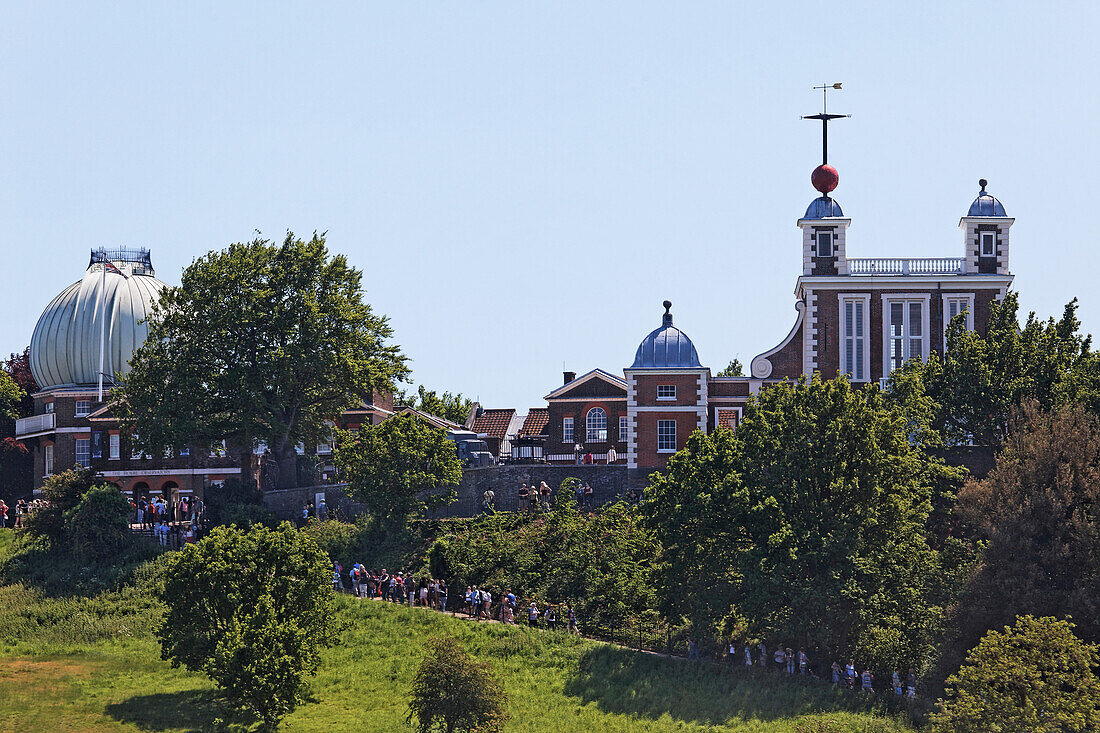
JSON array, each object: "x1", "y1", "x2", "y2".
[
  {"x1": 471, "y1": 409, "x2": 516, "y2": 439},
  {"x1": 519, "y1": 408, "x2": 549, "y2": 437}
]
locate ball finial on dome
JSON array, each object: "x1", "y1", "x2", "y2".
[
  {"x1": 812, "y1": 164, "x2": 839, "y2": 195},
  {"x1": 663, "y1": 300, "x2": 672, "y2": 312},
  {"x1": 979, "y1": 178, "x2": 988, "y2": 192}
]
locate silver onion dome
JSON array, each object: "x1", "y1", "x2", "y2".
[{"x1": 29, "y1": 248, "x2": 167, "y2": 389}]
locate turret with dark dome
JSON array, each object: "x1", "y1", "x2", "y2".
[
  {"x1": 29, "y1": 248, "x2": 167, "y2": 389},
  {"x1": 967, "y1": 178, "x2": 1008, "y2": 217},
  {"x1": 631, "y1": 301, "x2": 702, "y2": 369}
]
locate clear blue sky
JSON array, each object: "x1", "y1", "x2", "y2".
[{"x1": 2, "y1": 3, "x2": 1097, "y2": 409}]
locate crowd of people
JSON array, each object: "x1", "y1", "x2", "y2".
[
  {"x1": 725, "y1": 641, "x2": 918, "y2": 697},
  {"x1": 129, "y1": 494, "x2": 204, "y2": 548},
  {"x1": 0, "y1": 498, "x2": 44, "y2": 529},
  {"x1": 331, "y1": 563, "x2": 581, "y2": 634}
]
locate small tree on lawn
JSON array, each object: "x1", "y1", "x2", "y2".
[
  {"x1": 408, "y1": 635, "x2": 509, "y2": 733},
  {"x1": 932, "y1": 616, "x2": 1100, "y2": 733},
  {"x1": 156, "y1": 523, "x2": 336, "y2": 729},
  {"x1": 64, "y1": 484, "x2": 133, "y2": 563},
  {"x1": 336, "y1": 412, "x2": 463, "y2": 521}
]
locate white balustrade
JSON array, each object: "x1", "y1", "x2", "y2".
[
  {"x1": 847, "y1": 257, "x2": 963, "y2": 275},
  {"x1": 15, "y1": 413, "x2": 56, "y2": 436}
]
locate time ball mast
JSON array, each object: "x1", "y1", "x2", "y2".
[{"x1": 802, "y1": 82, "x2": 849, "y2": 199}]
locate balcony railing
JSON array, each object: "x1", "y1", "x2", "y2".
[
  {"x1": 847, "y1": 257, "x2": 963, "y2": 276},
  {"x1": 15, "y1": 413, "x2": 56, "y2": 437}
]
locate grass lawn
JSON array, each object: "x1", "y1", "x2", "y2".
[{"x1": 0, "y1": 577, "x2": 915, "y2": 732}]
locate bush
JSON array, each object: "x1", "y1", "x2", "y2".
[
  {"x1": 218, "y1": 502, "x2": 277, "y2": 530},
  {"x1": 156, "y1": 523, "x2": 336, "y2": 728},
  {"x1": 931, "y1": 616, "x2": 1100, "y2": 732},
  {"x1": 22, "y1": 467, "x2": 100, "y2": 544},
  {"x1": 64, "y1": 484, "x2": 133, "y2": 564},
  {"x1": 407, "y1": 635, "x2": 509, "y2": 733}
]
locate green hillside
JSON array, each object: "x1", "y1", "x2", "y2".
[{"x1": 0, "y1": 532, "x2": 912, "y2": 732}]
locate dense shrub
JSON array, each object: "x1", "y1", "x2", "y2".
[
  {"x1": 407, "y1": 635, "x2": 508, "y2": 733},
  {"x1": 218, "y1": 501, "x2": 278, "y2": 530},
  {"x1": 932, "y1": 616, "x2": 1100, "y2": 732},
  {"x1": 22, "y1": 467, "x2": 100, "y2": 544},
  {"x1": 64, "y1": 484, "x2": 133, "y2": 563}
]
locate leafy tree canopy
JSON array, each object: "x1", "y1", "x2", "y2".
[
  {"x1": 120, "y1": 232, "x2": 408, "y2": 488},
  {"x1": 932, "y1": 616, "x2": 1100, "y2": 733},
  {"x1": 641, "y1": 375, "x2": 962, "y2": 670},
  {"x1": 23, "y1": 467, "x2": 102, "y2": 545},
  {"x1": 407, "y1": 635, "x2": 509, "y2": 733},
  {"x1": 715, "y1": 359, "x2": 744, "y2": 377},
  {"x1": 336, "y1": 412, "x2": 463, "y2": 521},
  {"x1": 396, "y1": 385, "x2": 474, "y2": 426},
  {"x1": 1, "y1": 349, "x2": 36, "y2": 500},
  {"x1": 890, "y1": 292, "x2": 1098, "y2": 448},
  {"x1": 156, "y1": 524, "x2": 336, "y2": 728},
  {"x1": 64, "y1": 484, "x2": 133, "y2": 564},
  {"x1": 0, "y1": 368, "x2": 24, "y2": 421},
  {"x1": 948, "y1": 404, "x2": 1100, "y2": 665}
]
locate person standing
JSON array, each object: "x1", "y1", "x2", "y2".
[
  {"x1": 786, "y1": 648, "x2": 795, "y2": 674},
  {"x1": 845, "y1": 660, "x2": 857, "y2": 689},
  {"x1": 566, "y1": 605, "x2": 578, "y2": 634},
  {"x1": 0, "y1": 500, "x2": 8, "y2": 528},
  {"x1": 606, "y1": 446, "x2": 617, "y2": 464},
  {"x1": 583, "y1": 482, "x2": 594, "y2": 508},
  {"x1": 798, "y1": 648, "x2": 808, "y2": 674},
  {"x1": 758, "y1": 642, "x2": 767, "y2": 669},
  {"x1": 528, "y1": 602, "x2": 540, "y2": 628},
  {"x1": 906, "y1": 668, "x2": 917, "y2": 698},
  {"x1": 831, "y1": 661, "x2": 842, "y2": 686},
  {"x1": 438, "y1": 579, "x2": 448, "y2": 612},
  {"x1": 892, "y1": 668, "x2": 902, "y2": 695},
  {"x1": 744, "y1": 644, "x2": 753, "y2": 668},
  {"x1": 861, "y1": 668, "x2": 874, "y2": 692}
]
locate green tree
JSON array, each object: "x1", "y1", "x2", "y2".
[
  {"x1": 948, "y1": 404, "x2": 1100, "y2": 664},
  {"x1": 64, "y1": 484, "x2": 133, "y2": 563},
  {"x1": 120, "y1": 233, "x2": 408, "y2": 488},
  {"x1": 642, "y1": 376, "x2": 959, "y2": 669},
  {"x1": 22, "y1": 467, "x2": 101, "y2": 545},
  {"x1": 337, "y1": 412, "x2": 463, "y2": 521},
  {"x1": 715, "y1": 359, "x2": 744, "y2": 377},
  {"x1": 396, "y1": 385, "x2": 474, "y2": 425},
  {"x1": 890, "y1": 292, "x2": 1097, "y2": 448},
  {"x1": 407, "y1": 635, "x2": 509, "y2": 733},
  {"x1": 932, "y1": 616, "x2": 1100, "y2": 733},
  {"x1": 0, "y1": 368, "x2": 23, "y2": 420},
  {"x1": 156, "y1": 523, "x2": 335, "y2": 728}
]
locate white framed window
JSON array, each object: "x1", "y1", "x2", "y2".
[
  {"x1": 882, "y1": 295, "x2": 930, "y2": 375},
  {"x1": 817, "y1": 230, "x2": 834, "y2": 257},
  {"x1": 131, "y1": 435, "x2": 148, "y2": 460},
  {"x1": 317, "y1": 440, "x2": 333, "y2": 455},
  {"x1": 657, "y1": 420, "x2": 677, "y2": 452},
  {"x1": 75, "y1": 400, "x2": 91, "y2": 417},
  {"x1": 840, "y1": 294, "x2": 870, "y2": 382},
  {"x1": 619, "y1": 415, "x2": 629, "y2": 442},
  {"x1": 75, "y1": 438, "x2": 90, "y2": 467},
  {"x1": 562, "y1": 417, "x2": 574, "y2": 443},
  {"x1": 44, "y1": 402, "x2": 54, "y2": 414},
  {"x1": 657, "y1": 385, "x2": 676, "y2": 400},
  {"x1": 209, "y1": 439, "x2": 226, "y2": 458},
  {"x1": 109, "y1": 434, "x2": 120, "y2": 460},
  {"x1": 980, "y1": 231, "x2": 995, "y2": 257},
  {"x1": 586, "y1": 408, "x2": 607, "y2": 442},
  {"x1": 715, "y1": 407, "x2": 742, "y2": 431},
  {"x1": 942, "y1": 294, "x2": 975, "y2": 352},
  {"x1": 44, "y1": 444, "x2": 54, "y2": 475}
]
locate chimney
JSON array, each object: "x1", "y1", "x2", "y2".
[{"x1": 563, "y1": 371, "x2": 576, "y2": 385}]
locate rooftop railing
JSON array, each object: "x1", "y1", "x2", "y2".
[{"x1": 847, "y1": 257, "x2": 963, "y2": 276}]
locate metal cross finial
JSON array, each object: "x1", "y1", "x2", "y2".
[{"x1": 802, "y1": 83, "x2": 850, "y2": 165}]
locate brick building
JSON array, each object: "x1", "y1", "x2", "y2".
[
  {"x1": 15, "y1": 248, "x2": 392, "y2": 502},
  {"x1": 532, "y1": 177, "x2": 1014, "y2": 477}
]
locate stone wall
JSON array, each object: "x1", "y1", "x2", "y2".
[{"x1": 261, "y1": 464, "x2": 639, "y2": 521}]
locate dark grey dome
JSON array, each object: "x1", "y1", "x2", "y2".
[
  {"x1": 804, "y1": 196, "x2": 844, "y2": 219},
  {"x1": 968, "y1": 179, "x2": 1007, "y2": 217},
  {"x1": 631, "y1": 301, "x2": 702, "y2": 369}
]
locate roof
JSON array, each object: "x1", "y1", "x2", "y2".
[
  {"x1": 519, "y1": 408, "x2": 549, "y2": 437},
  {"x1": 804, "y1": 196, "x2": 844, "y2": 219},
  {"x1": 544, "y1": 368, "x2": 628, "y2": 400},
  {"x1": 391, "y1": 407, "x2": 466, "y2": 432},
  {"x1": 471, "y1": 408, "x2": 516, "y2": 440},
  {"x1": 967, "y1": 180, "x2": 1007, "y2": 217},
  {"x1": 630, "y1": 301, "x2": 702, "y2": 370}
]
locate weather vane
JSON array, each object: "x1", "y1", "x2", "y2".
[
  {"x1": 802, "y1": 83, "x2": 850, "y2": 165},
  {"x1": 802, "y1": 83, "x2": 849, "y2": 198}
]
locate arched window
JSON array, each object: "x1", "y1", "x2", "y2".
[{"x1": 586, "y1": 408, "x2": 607, "y2": 442}]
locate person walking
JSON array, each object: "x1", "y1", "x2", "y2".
[
  {"x1": 798, "y1": 648, "x2": 808, "y2": 674},
  {"x1": 528, "y1": 602, "x2": 540, "y2": 628},
  {"x1": 583, "y1": 482, "x2": 594, "y2": 508},
  {"x1": 861, "y1": 668, "x2": 874, "y2": 692},
  {"x1": 566, "y1": 604, "x2": 578, "y2": 634},
  {"x1": 845, "y1": 660, "x2": 857, "y2": 689},
  {"x1": 831, "y1": 661, "x2": 842, "y2": 686}
]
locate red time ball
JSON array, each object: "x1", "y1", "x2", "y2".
[{"x1": 811, "y1": 164, "x2": 839, "y2": 194}]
